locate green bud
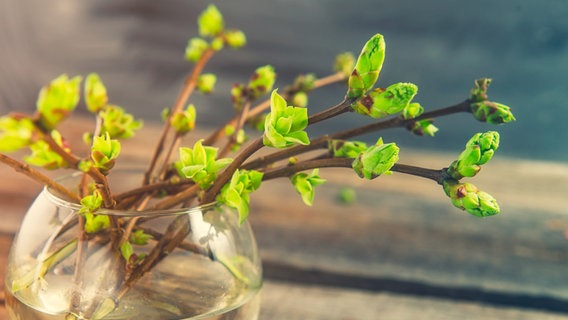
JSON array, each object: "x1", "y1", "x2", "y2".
[
  {"x1": 84, "y1": 73, "x2": 108, "y2": 113},
  {"x1": 471, "y1": 100, "x2": 516, "y2": 125},
  {"x1": 100, "y1": 105, "x2": 143, "y2": 139},
  {"x1": 36, "y1": 74, "x2": 82, "y2": 130},
  {"x1": 447, "y1": 131, "x2": 499, "y2": 179},
  {"x1": 352, "y1": 141, "x2": 399, "y2": 179},
  {"x1": 120, "y1": 241, "x2": 134, "y2": 262},
  {"x1": 470, "y1": 78, "x2": 492, "y2": 102},
  {"x1": 185, "y1": 37, "x2": 209, "y2": 62},
  {"x1": 231, "y1": 83, "x2": 247, "y2": 110},
  {"x1": 347, "y1": 34, "x2": 386, "y2": 99},
  {"x1": 293, "y1": 73, "x2": 317, "y2": 92},
  {"x1": 0, "y1": 115, "x2": 36, "y2": 152},
  {"x1": 443, "y1": 179, "x2": 500, "y2": 217},
  {"x1": 290, "y1": 169, "x2": 326, "y2": 206},
  {"x1": 84, "y1": 213, "x2": 110, "y2": 234},
  {"x1": 79, "y1": 190, "x2": 103, "y2": 214},
  {"x1": 402, "y1": 102, "x2": 424, "y2": 120},
  {"x1": 248, "y1": 65, "x2": 276, "y2": 99},
  {"x1": 217, "y1": 169, "x2": 263, "y2": 224},
  {"x1": 334, "y1": 52, "x2": 355, "y2": 78},
  {"x1": 337, "y1": 187, "x2": 357, "y2": 205},
  {"x1": 210, "y1": 37, "x2": 225, "y2": 51},
  {"x1": 91, "y1": 132, "x2": 121, "y2": 174},
  {"x1": 24, "y1": 131, "x2": 68, "y2": 170},
  {"x1": 352, "y1": 83, "x2": 418, "y2": 118},
  {"x1": 170, "y1": 104, "x2": 197, "y2": 134},
  {"x1": 224, "y1": 29, "x2": 247, "y2": 48},
  {"x1": 329, "y1": 140, "x2": 368, "y2": 158},
  {"x1": 407, "y1": 119, "x2": 438, "y2": 137},
  {"x1": 175, "y1": 140, "x2": 233, "y2": 189},
  {"x1": 198, "y1": 4, "x2": 224, "y2": 38},
  {"x1": 291, "y1": 91, "x2": 308, "y2": 108},
  {"x1": 197, "y1": 73, "x2": 217, "y2": 94},
  {"x1": 263, "y1": 90, "x2": 310, "y2": 148},
  {"x1": 130, "y1": 229, "x2": 154, "y2": 245}
]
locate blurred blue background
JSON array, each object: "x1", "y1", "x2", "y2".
[{"x1": 0, "y1": 0, "x2": 566, "y2": 161}]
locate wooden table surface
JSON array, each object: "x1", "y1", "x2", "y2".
[{"x1": 1, "y1": 118, "x2": 568, "y2": 319}]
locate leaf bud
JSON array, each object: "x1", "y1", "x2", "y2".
[
  {"x1": 197, "y1": 73, "x2": 217, "y2": 94},
  {"x1": 443, "y1": 179, "x2": 500, "y2": 217},
  {"x1": 185, "y1": 37, "x2": 209, "y2": 62},
  {"x1": 291, "y1": 91, "x2": 308, "y2": 108},
  {"x1": 471, "y1": 100, "x2": 516, "y2": 125},
  {"x1": 36, "y1": 74, "x2": 82, "y2": 130},
  {"x1": 334, "y1": 52, "x2": 355, "y2": 78},
  {"x1": 224, "y1": 29, "x2": 247, "y2": 48},
  {"x1": 84, "y1": 73, "x2": 108, "y2": 113},
  {"x1": 198, "y1": 4, "x2": 224, "y2": 38},
  {"x1": 170, "y1": 104, "x2": 197, "y2": 134},
  {"x1": 248, "y1": 65, "x2": 276, "y2": 99},
  {"x1": 352, "y1": 82, "x2": 418, "y2": 118},
  {"x1": 347, "y1": 34, "x2": 386, "y2": 99},
  {"x1": 352, "y1": 141, "x2": 399, "y2": 179}
]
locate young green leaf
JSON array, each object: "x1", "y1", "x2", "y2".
[
  {"x1": 248, "y1": 65, "x2": 276, "y2": 99},
  {"x1": 130, "y1": 229, "x2": 154, "y2": 245},
  {"x1": 84, "y1": 73, "x2": 108, "y2": 113},
  {"x1": 170, "y1": 104, "x2": 197, "y2": 134},
  {"x1": 175, "y1": 140, "x2": 233, "y2": 189},
  {"x1": 329, "y1": 140, "x2": 368, "y2": 159},
  {"x1": 352, "y1": 141, "x2": 399, "y2": 179},
  {"x1": 447, "y1": 131, "x2": 499, "y2": 179},
  {"x1": 290, "y1": 169, "x2": 326, "y2": 206},
  {"x1": 91, "y1": 132, "x2": 121, "y2": 174},
  {"x1": 24, "y1": 131, "x2": 68, "y2": 170},
  {"x1": 471, "y1": 100, "x2": 516, "y2": 125},
  {"x1": 198, "y1": 5, "x2": 224, "y2": 38},
  {"x1": 217, "y1": 169, "x2": 263, "y2": 223},
  {"x1": 0, "y1": 116, "x2": 36, "y2": 152},
  {"x1": 36, "y1": 74, "x2": 82, "y2": 130},
  {"x1": 263, "y1": 90, "x2": 310, "y2": 148},
  {"x1": 351, "y1": 83, "x2": 418, "y2": 118},
  {"x1": 100, "y1": 105, "x2": 143, "y2": 139},
  {"x1": 347, "y1": 34, "x2": 386, "y2": 99}
]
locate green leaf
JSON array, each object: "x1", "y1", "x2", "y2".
[
  {"x1": 130, "y1": 229, "x2": 154, "y2": 245},
  {"x1": 352, "y1": 83, "x2": 418, "y2": 118},
  {"x1": 329, "y1": 140, "x2": 368, "y2": 158},
  {"x1": 24, "y1": 131, "x2": 67, "y2": 170},
  {"x1": 84, "y1": 73, "x2": 108, "y2": 113},
  {"x1": 0, "y1": 116, "x2": 36, "y2": 152},
  {"x1": 84, "y1": 213, "x2": 110, "y2": 234},
  {"x1": 36, "y1": 74, "x2": 82, "y2": 130},
  {"x1": 471, "y1": 100, "x2": 516, "y2": 125},
  {"x1": 198, "y1": 5, "x2": 224, "y2": 38},
  {"x1": 248, "y1": 65, "x2": 276, "y2": 99},
  {"x1": 91, "y1": 132, "x2": 121, "y2": 174},
  {"x1": 263, "y1": 90, "x2": 310, "y2": 148},
  {"x1": 290, "y1": 169, "x2": 326, "y2": 206},
  {"x1": 447, "y1": 131, "x2": 499, "y2": 179},
  {"x1": 99, "y1": 105, "x2": 143, "y2": 139},
  {"x1": 120, "y1": 241, "x2": 134, "y2": 262},
  {"x1": 352, "y1": 141, "x2": 399, "y2": 179},
  {"x1": 347, "y1": 34, "x2": 386, "y2": 99},
  {"x1": 217, "y1": 169, "x2": 263, "y2": 224},
  {"x1": 171, "y1": 104, "x2": 197, "y2": 134},
  {"x1": 175, "y1": 140, "x2": 232, "y2": 189}
]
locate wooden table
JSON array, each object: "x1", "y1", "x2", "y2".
[{"x1": 2, "y1": 118, "x2": 568, "y2": 319}]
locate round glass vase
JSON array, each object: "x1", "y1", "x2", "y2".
[{"x1": 4, "y1": 170, "x2": 263, "y2": 320}]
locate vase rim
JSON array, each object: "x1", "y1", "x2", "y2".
[{"x1": 44, "y1": 168, "x2": 219, "y2": 217}]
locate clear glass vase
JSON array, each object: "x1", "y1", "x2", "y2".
[{"x1": 4, "y1": 170, "x2": 262, "y2": 320}]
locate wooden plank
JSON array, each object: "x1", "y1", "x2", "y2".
[{"x1": 260, "y1": 280, "x2": 568, "y2": 320}]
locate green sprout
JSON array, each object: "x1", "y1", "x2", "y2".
[
  {"x1": 352, "y1": 139, "x2": 399, "y2": 179},
  {"x1": 407, "y1": 119, "x2": 439, "y2": 137},
  {"x1": 0, "y1": 116, "x2": 36, "y2": 152},
  {"x1": 99, "y1": 105, "x2": 143, "y2": 139},
  {"x1": 170, "y1": 104, "x2": 197, "y2": 134},
  {"x1": 447, "y1": 131, "x2": 499, "y2": 179},
  {"x1": 290, "y1": 169, "x2": 326, "y2": 206},
  {"x1": 175, "y1": 140, "x2": 232, "y2": 189},
  {"x1": 347, "y1": 34, "x2": 386, "y2": 99},
  {"x1": 248, "y1": 65, "x2": 276, "y2": 99},
  {"x1": 402, "y1": 102, "x2": 424, "y2": 120},
  {"x1": 198, "y1": 4, "x2": 224, "y2": 38},
  {"x1": 224, "y1": 29, "x2": 247, "y2": 48},
  {"x1": 197, "y1": 73, "x2": 217, "y2": 94},
  {"x1": 185, "y1": 38, "x2": 209, "y2": 62},
  {"x1": 329, "y1": 140, "x2": 368, "y2": 159},
  {"x1": 443, "y1": 179, "x2": 500, "y2": 217},
  {"x1": 471, "y1": 100, "x2": 516, "y2": 125},
  {"x1": 84, "y1": 73, "x2": 108, "y2": 113},
  {"x1": 91, "y1": 132, "x2": 121, "y2": 174},
  {"x1": 36, "y1": 74, "x2": 82, "y2": 130},
  {"x1": 218, "y1": 169, "x2": 263, "y2": 223},
  {"x1": 263, "y1": 90, "x2": 310, "y2": 148},
  {"x1": 352, "y1": 82, "x2": 418, "y2": 118},
  {"x1": 24, "y1": 131, "x2": 67, "y2": 170}
]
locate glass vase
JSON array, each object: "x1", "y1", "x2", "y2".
[{"x1": 4, "y1": 170, "x2": 262, "y2": 319}]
